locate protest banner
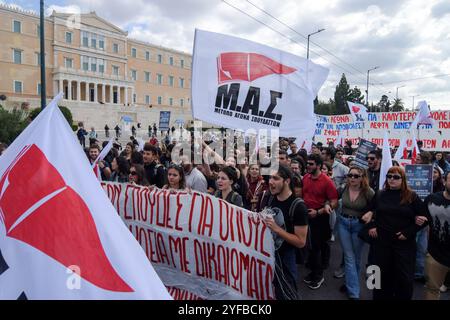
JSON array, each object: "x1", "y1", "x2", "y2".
[
  {"x1": 314, "y1": 110, "x2": 450, "y2": 151},
  {"x1": 353, "y1": 139, "x2": 378, "y2": 169},
  {"x1": 101, "y1": 182, "x2": 276, "y2": 300},
  {"x1": 159, "y1": 111, "x2": 171, "y2": 132},
  {"x1": 192, "y1": 29, "x2": 329, "y2": 139},
  {"x1": 404, "y1": 164, "x2": 433, "y2": 200}
]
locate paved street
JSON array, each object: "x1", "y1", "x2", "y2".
[{"x1": 296, "y1": 237, "x2": 450, "y2": 300}]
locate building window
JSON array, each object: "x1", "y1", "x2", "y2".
[
  {"x1": 99, "y1": 63, "x2": 105, "y2": 74},
  {"x1": 82, "y1": 31, "x2": 89, "y2": 47},
  {"x1": 169, "y1": 57, "x2": 174, "y2": 66},
  {"x1": 179, "y1": 78, "x2": 184, "y2": 88},
  {"x1": 158, "y1": 96, "x2": 162, "y2": 105},
  {"x1": 36, "y1": 52, "x2": 41, "y2": 65},
  {"x1": 180, "y1": 59, "x2": 184, "y2": 68},
  {"x1": 158, "y1": 54, "x2": 162, "y2": 63},
  {"x1": 65, "y1": 32, "x2": 73, "y2": 44},
  {"x1": 157, "y1": 74, "x2": 163, "y2": 85},
  {"x1": 131, "y1": 48, "x2": 137, "y2": 58},
  {"x1": 13, "y1": 49, "x2": 22, "y2": 64},
  {"x1": 180, "y1": 99, "x2": 184, "y2": 107},
  {"x1": 91, "y1": 34, "x2": 97, "y2": 49},
  {"x1": 65, "y1": 57, "x2": 73, "y2": 69},
  {"x1": 112, "y1": 65, "x2": 119, "y2": 76},
  {"x1": 13, "y1": 20, "x2": 21, "y2": 33},
  {"x1": 169, "y1": 98, "x2": 173, "y2": 106},
  {"x1": 113, "y1": 43, "x2": 119, "y2": 53},
  {"x1": 145, "y1": 51, "x2": 150, "y2": 61},
  {"x1": 133, "y1": 94, "x2": 137, "y2": 104},
  {"x1": 99, "y1": 36, "x2": 105, "y2": 50},
  {"x1": 144, "y1": 71, "x2": 150, "y2": 82},
  {"x1": 145, "y1": 95, "x2": 150, "y2": 104},
  {"x1": 14, "y1": 80, "x2": 23, "y2": 93},
  {"x1": 131, "y1": 69, "x2": 137, "y2": 81},
  {"x1": 169, "y1": 76, "x2": 174, "y2": 87},
  {"x1": 37, "y1": 83, "x2": 41, "y2": 95},
  {"x1": 82, "y1": 56, "x2": 89, "y2": 71},
  {"x1": 91, "y1": 57, "x2": 97, "y2": 72},
  {"x1": 37, "y1": 24, "x2": 40, "y2": 37}
]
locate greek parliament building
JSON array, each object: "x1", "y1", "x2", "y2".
[{"x1": 0, "y1": 4, "x2": 193, "y2": 131}]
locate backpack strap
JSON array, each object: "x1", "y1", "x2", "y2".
[{"x1": 288, "y1": 197, "x2": 304, "y2": 224}]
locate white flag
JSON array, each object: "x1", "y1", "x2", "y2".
[
  {"x1": 411, "y1": 100, "x2": 435, "y2": 128},
  {"x1": 379, "y1": 132, "x2": 393, "y2": 190},
  {"x1": 192, "y1": 29, "x2": 329, "y2": 138},
  {"x1": 0, "y1": 93, "x2": 171, "y2": 300},
  {"x1": 347, "y1": 101, "x2": 368, "y2": 122},
  {"x1": 92, "y1": 139, "x2": 114, "y2": 169},
  {"x1": 394, "y1": 136, "x2": 408, "y2": 161}
]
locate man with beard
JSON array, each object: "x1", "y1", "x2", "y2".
[
  {"x1": 180, "y1": 155, "x2": 207, "y2": 193},
  {"x1": 302, "y1": 153, "x2": 338, "y2": 289},
  {"x1": 367, "y1": 149, "x2": 382, "y2": 191},
  {"x1": 88, "y1": 144, "x2": 111, "y2": 180},
  {"x1": 262, "y1": 165, "x2": 309, "y2": 299}
]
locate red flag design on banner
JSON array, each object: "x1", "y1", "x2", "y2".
[
  {"x1": 0, "y1": 144, "x2": 133, "y2": 293},
  {"x1": 217, "y1": 52, "x2": 297, "y2": 84}
]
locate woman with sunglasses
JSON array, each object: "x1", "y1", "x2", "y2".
[
  {"x1": 337, "y1": 166, "x2": 375, "y2": 299},
  {"x1": 110, "y1": 156, "x2": 130, "y2": 183},
  {"x1": 163, "y1": 164, "x2": 186, "y2": 190},
  {"x1": 368, "y1": 166, "x2": 429, "y2": 300},
  {"x1": 129, "y1": 164, "x2": 149, "y2": 186}
]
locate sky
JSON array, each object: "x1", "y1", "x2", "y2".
[{"x1": 4, "y1": 0, "x2": 450, "y2": 110}]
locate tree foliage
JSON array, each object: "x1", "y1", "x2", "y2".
[{"x1": 0, "y1": 105, "x2": 30, "y2": 144}]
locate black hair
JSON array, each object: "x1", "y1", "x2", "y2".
[
  {"x1": 368, "y1": 149, "x2": 382, "y2": 159},
  {"x1": 444, "y1": 171, "x2": 450, "y2": 182},
  {"x1": 323, "y1": 147, "x2": 336, "y2": 160},
  {"x1": 131, "y1": 151, "x2": 144, "y2": 165},
  {"x1": 307, "y1": 153, "x2": 323, "y2": 167},
  {"x1": 220, "y1": 166, "x2": 238, "y2": 184},
  {"x1": 276, "y1": 164, "x2": 295, "y2": 191},
  {"x1": 143, "y1": 143, "x2": 158, "y2": 155},
  {"x1": 114, "y1": 156, "x2": 130, "y2": 175}
]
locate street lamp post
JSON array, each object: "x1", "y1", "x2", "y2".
[
  {"x1": 366, "y1": 66, "x2": 379, "y2": 110},
  {"x1": 39, "y1": 0, "x2": 46, "y2": 110},
  {"x1": 307, "y1": 28, "x2": 325, "y2": 60},
  {"x1": 396, "y1": 85, "x2": 406, "y2": 100}
]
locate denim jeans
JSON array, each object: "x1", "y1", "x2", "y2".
[
  {"x1": 415, "y1": 227, "x2": 428, "y2": 278},
  {"x1": 338, "y1": 215, "x2": 366, "y2": 298}
]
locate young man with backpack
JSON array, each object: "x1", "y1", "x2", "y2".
[
  {"x1": 143, "y1": 143, "x2": 166, "y2": 188},
  {"x1": 262, "y1": 165, "x2": 309, "y2": 300}
]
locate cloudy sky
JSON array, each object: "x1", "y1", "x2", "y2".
[{"x1": 5, "y1": 0, "x2": 450, "y2": 110}]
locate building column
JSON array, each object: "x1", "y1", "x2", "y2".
[
  {"x1": 131, "y1": 87, "x2": 135, "y2": 105},
  {"x1": 59, "y1": 79, "x2": 63, "y2": 96},
  {"x1": 93, "y1": 83, "x2": 98, "y2": 103},
  {"x1": 110, "y1": 85, "x2": 114, "y2": 104},
  {"x1": 117, "y1": 87, "x2": 121, "y2": 105},
  {"x1": 76, "y1": 81, "x2": 81, "y2": 101},
  {"x1": 102, "y1": 84, "x2": 106, "y2": 103},
  {"x1": 85, "y1": 82, "x2": 89, "y2": 102},
  {"x1": 67, "y1": 80, "x2": 72, "y2": 100},
  {"x1": 125, "y1": 87, "x2": 128, "y2": 106}
]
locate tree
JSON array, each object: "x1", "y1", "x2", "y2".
[
  {"x1": 391, "y1": 98, "x2": 405, "y2": 112},
  {"x1": 376, "y1": 94, "x2": 391, "y2": 112},
  {"x1": 0, "y1": 105, "x2": 29, "y2": 144},
  {"x1": 29, "y1": 105, "x2": 73, "y2": 126},
  {"x1": 348, "y1": 86, "x2": 365, "y2": 104},
  {"x1": 314, "y1": 99, "x2": 336, "y2": 115},
  {"x1": 334, "y1": 74, "x2": 351, "y2": 115}
]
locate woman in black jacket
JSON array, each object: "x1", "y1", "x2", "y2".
[{"x1": 368, "y1": 166, "x2": 430, "y2": 300}]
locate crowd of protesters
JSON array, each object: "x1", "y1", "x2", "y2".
[{"x1": 4, "y1": 127, "x2": 448, "y2": 301}]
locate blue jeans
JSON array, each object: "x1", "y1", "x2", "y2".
[
  {"x1": 338, "y1": 215, "x2": 366, "y2": 298},
  {"x1": 415, "y1": 227, "x2": 428, "y2": 278}
]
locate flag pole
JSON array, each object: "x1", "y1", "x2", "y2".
[{"x1": 39, "y1": 0, "x2": 46, "y2": 110}]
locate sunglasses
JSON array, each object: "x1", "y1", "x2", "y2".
[
  {"x1": 306, "y1": 162, "x2": 316, "y2": 166},
  {"x1": 129, "y1": 171, "x2": 138, "y2": 176},
  {"x1": 367, "y1": 157, "x2": 376, "y2": 161},
  {"x1": 347, "y1": 174, "x2": 361, "y2": 179},
  {"x1": 386, "y1": 174, "x2": 402, "y2": 180}
]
